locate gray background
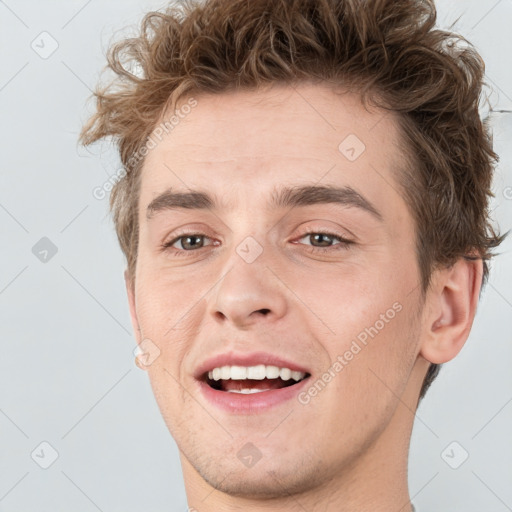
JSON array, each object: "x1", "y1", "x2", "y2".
[{"x1": 0, "y1": 1, "x2": 511, "y2": 511}]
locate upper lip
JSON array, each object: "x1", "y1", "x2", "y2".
[{"x1": 194, "y1": 351, "x2": 311, "y2": 380}]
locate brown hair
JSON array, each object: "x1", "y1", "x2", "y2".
[{"x1": 80, "y1": 0, "x2": 507, "y2": 401}]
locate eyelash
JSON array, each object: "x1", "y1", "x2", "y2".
[{"x1": 161, "y1": 229, "x2": 354, "y2": 256}]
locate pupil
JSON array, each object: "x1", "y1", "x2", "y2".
[
  {"x1": 183, "y1": 235, "x2": 203, "y2": 250},
  {"x1": 313, "y1": 233, "x2": 331, "y2": 246}
]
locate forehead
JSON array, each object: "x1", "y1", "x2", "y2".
[
  {"x1": 139, "y1": 82, "x2": 409, "y2": 222},
  {"x1": 154, "y1": 83, "x2": 400, "y2": 158}
]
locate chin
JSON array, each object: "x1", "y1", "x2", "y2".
[
  {"x1": 200, "y1": 466, "x2": 317, "y2": 499},
  {"x1": 184, "y1": 444, "x2": 329, "y2": 499}
]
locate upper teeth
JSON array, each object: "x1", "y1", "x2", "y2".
[{"x1": 207, "y1": 365, "x2": 305, "y2": 381}]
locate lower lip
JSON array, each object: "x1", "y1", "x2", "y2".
[{"x1": 197, "y1": 378, "x2": 311, "y2": 413}]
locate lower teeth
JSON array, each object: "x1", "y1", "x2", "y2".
[{"x1": 226, "y1": 388, "x2": 269, "y2": 394}]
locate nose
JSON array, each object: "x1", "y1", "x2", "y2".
[{"x1": 208, "y1": 254, "x2": 288, "y2": 329}]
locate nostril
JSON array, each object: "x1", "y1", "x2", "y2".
[{"x1": 258, "y1": 308, "x2": 271, "y2": 315}]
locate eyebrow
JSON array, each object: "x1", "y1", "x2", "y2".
[{"x1": 146, "y1": 184, "x2": 383, "y2": 221}]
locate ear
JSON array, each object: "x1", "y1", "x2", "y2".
[
  {"x1": 420, "y1": 257, "x2": 483, "y2": 364},
  {"x1": 125, "y1": 269, "x2": 142, "y2": 343}
]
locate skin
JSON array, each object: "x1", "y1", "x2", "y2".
[{"x1": 126, "y1": 82, "x2": 483, "y2": 512}]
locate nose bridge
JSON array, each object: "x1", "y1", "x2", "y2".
[{"x1": 208, "y1": 232, "x2": 288, "y2": 326}]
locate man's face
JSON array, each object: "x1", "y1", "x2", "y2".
[{"x1": 128, "y1": 83, "x2": 426, "y2": 496}]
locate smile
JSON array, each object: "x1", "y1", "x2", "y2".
[
  {"x1": 195, "y1": 352, "x2": 312, "y2": 412},
  {"x1": 206, "y1": 364, "x2": 308, "y2": 393}
]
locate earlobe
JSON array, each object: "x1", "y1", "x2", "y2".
[
  {"x1": 420, "y1": 257, "x2": 483, "y2": 365},
  {"x1": 124, "y1": 269, "x2": 142, "y2": 343}
]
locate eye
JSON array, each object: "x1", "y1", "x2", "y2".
[
  {"x1": 295, "y1": 230, "x2": 354, "y2": 252},
  {"x1": 160, "y1": 229, "x2": 353, "y2": 257},
  {"x1": 162, "y1": 233, "x2": 216, "y2": 253}
]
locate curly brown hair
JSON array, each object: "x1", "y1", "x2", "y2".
[{"x1": 80, "y1": 0, "x2": 507, "y2": 401}]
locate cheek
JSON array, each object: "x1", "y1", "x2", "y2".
[
  {"x1": 294, "y1": 262, "x2": 417, "y2": 394},
  {"x1": 133, "y1": 271, "x2": 208, "y2": 398},
  {"x1": 331, "y1": 296, "x2": 419, "y2": 411},
  {"x1": 318, "y1": 308, "x2": 417, "y2": 435},
  {"x1": 135, "y1": 263, "x2": 205, "y2": 332},
  {"x1": 288, "y1": 260, "x2": 404, "y2": 340}
]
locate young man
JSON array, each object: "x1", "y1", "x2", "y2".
[{"x1": 80, "y1": 0, "x2": 506, "y2": 510}]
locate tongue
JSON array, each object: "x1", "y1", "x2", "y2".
[{"x1": 221, "y1": 378, "x2": 289, "y2": 392}]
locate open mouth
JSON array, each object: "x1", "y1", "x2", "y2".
[{"x1": 203, "y1": 364, "x2": 311, "y2": 394}]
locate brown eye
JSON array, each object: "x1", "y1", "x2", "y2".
[
  {"x1": 176, "y1": 235, "x2": 205, "y2": 250},
  {"x1": 295, "y1": 230, "x2": 354, "y2": 253},
  {"x1": 307, "y1": 233, "x2": 337, "y2": 247},
  {"x1": 164, "y1": 234, "x2": 213, "y2": 252}
]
